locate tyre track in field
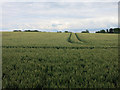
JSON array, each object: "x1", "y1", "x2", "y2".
[
  {"x1": 1, "y1": 46, "x2": 118, "y2": 49},
  {"x1": 75, "y1": 33, "x2": 86, "y2": 43},
  {"x1": 2, "y1": 33, "x2": 118, "y2": 49},
  {"x1": 2, "y1": 32, "x2": 118, "y2": 49},
  {"x1": 67, "y1": 33, "x2": 84, "y2": 44},
  {"x1": 67, "y1": 32, "x2": 72, "y2": 43}
]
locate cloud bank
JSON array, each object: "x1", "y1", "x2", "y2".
[{"x1": 2, "y1": 2, "x2": 118, "y2": 32}]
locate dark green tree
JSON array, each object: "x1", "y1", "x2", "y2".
[
  {"x1": 109, "y1": 28, "x2": 114, "y2": 33},
  {"x1": 81, "y1": 30, "x2": 89, "y2": 33},
  {"x1": 64, "y1": 31, "x2": 69, "y2": 33}
]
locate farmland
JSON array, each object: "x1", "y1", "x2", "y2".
[{"x1": 2, "y1": 32, "x2": 119, "y2": 88}]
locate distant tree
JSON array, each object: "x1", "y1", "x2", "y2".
[
  {"x1": 106, "y1": 29, "x2": 109, "y2": 33},
  {"x1": 13, "y1": 30, "x2": 21, "y2": 32},
  {"x1": 57, "y1": 31, "x2": 62, "y2": 33},
  {"x1": 33, "y1": 30, "x2": 39, "y2": 32},
  {"x1": 81, "y1": 30, "x2": 89, "y2": 33},
  {"x1": 96, "y1": 28, "x2": 120, "y2": 34},
  {"x1": 64, "y1": 31, "x2": 69, "y2": 33},
  {"x1": 24, "y1": 30, "x2": 39, "y2": 32},
  {"x1": 113, "y1": 28, "x2": 120, "y2": 33},
  {"x1": 86, "y1": 30, "x2": 89, "y2": 33},
  {"x1": 109, "y1": 28, "x2": 114, "y2": 33},
  {"x1": 96, "y1": 31, "x2": 100, "y2": 33},
  {"x1": 100, "y1": 29, "x2": 106, "y2": 33},
  {"x1": 13, "y1": 30, "x2": 17, "y2": 32},
  {"x1": 95, "y1": 29, "x2": 105, "y2": 33},
  {"x1": 24, "y1": 30, "x2": 31, "y2": 32}
]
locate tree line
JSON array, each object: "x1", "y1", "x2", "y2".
[
  {"x1": 13, "y1": 30, "x2": 40, "y2": 32},
  {"x1": 96, "y1": 28, "x2": 120, "y2": 33},
  {"x1": 13, "y1": 28, "x2": 120, "y2": 33}
]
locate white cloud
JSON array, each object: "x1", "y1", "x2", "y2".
[
  {"x1": 2, "y1": 16, "x2": 117, "y2": 30},
  {"x1": 1, "y1": 2, "x2": 118, "y2": 32}
]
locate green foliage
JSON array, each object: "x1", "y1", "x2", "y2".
[
  {"x1": 96, "y1": 30, "x2": 106, "y2": 33},
  {"x1": 24, "y1": 30, "x2": 39, "y2": 32},
  {"x1": 113, "y1": 28, "x2": 120, "y2": 33},
  {"x1": 2, "y1": 32, "x2": 119, "y2": 88},
  {"x1": 57, "y1": 31, "x2": 62, "y2": 33},
  {"x1": 81, "y1": 30, "x2": 89, "y2": 33},
  {"x1": 96, "y1": 28, "x2": 120, "y2": 33},
  {"x1": 13, "y1": 30, "x2": 22, "y2": 32},
  {"x1": 64, "y1": 31, "x2": 69, "y2": 33}
]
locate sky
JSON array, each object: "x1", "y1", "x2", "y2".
[{"x1": 0, "y1": 0, "x2": 119, "y2": 32}]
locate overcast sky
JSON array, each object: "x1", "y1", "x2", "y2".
[{"x1": 1, "y1": 0, "x2": 119, "y2": 32}]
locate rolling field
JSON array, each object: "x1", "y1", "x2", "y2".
[{"x1": 2, "y1": 32, "x2": 119, "y2": 88}]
